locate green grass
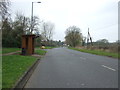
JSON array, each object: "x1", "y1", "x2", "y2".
[
  {"x1": 44, "y1": 46, "x2": 55, "y2": 49},
  {"x1": 35, "y1": 49, "x2": 47, "y2": 55},
  {"x1": 0, "y1": 69, "x2": 1, "y2": 89},
  {"x1": 0, "y1": 56, "x2": 1, "y2": 89},
  {"x1": 2, "y1": 48, "x2": 21, "y2": 54},
  {"x1": 0, "y1": 48, "x2": 1, "y2": 89},
  {"x1": 2, "y1": 55, "x2": 37, "y2": 88},
  {"x1": 0, "y1": 48, "x2": 2, "y2": 54},
  {"x1": 69, "y1": 47, "x2": 119, "y2": 58},
  {"x1": 36, "y1": 46, "x2": 56, "y2": 49}
]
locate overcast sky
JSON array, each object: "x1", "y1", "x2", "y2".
[{"x1": 11, "y1": 0, "x2": 119, "y2": 42}]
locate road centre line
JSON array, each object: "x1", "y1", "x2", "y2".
[{"x1": 101, "y1": 65, "x2": 116, "y2": 71}]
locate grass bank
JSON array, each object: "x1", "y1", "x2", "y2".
[
  {"x1": 2, "y1": 55, "x2": 37, "y2": 88},
  {"x1": 69, "y1": 47, "x2": 119, "y2": 58},
  {"x1": 2, "y1": 48, "x2": 47, "y2": 88},
  {"x1": 2, "y1": 48, "x2": 21, "y2": 54}
]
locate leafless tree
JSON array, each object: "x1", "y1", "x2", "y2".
[
  {"x1": 0, "y1": 0, "x2": 11, "y2": 21},
  {"x1": 30, "y1": 16, "x2": 40, "y2": 34},
  {"x1": 12, "y1": 12, "x2": 31, "y2": 34},
  {"x1": 13, "y1": 12, "x2": 41, "y2": 34},
  {"x1": 41, "y1": 21, "x2": 54, "y2": 41}
]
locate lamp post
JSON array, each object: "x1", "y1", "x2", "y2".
[{"x1": 31, "y1": 2, "x2": 41, "y2": 34}]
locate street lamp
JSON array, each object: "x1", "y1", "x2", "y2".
[{"x1": 31, "y1": 2, "x2": 41, "y2": 34}]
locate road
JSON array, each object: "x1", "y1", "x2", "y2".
[{"x1": 25, "y1": 47, "x2": 118, "y2": 88}]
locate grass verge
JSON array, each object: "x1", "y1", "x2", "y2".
[
  {"x1": 35, "y1": 49, "x2": 47, "y2": 55},
  {"x1": 0, "y1": 55, "x2": 1, "y2": 89},
  {"x1": 2, "y1": 55, "x2": 37, "y2": 88},
  {"x1": 36, "y1": 46, "x2": 56, "y2": 49},
  {"x1": 2, "y1": 48, "x2": 21, "y2": 54},
  {"x1": 0, "y1": 48, "x2": 1, "y2": 54},
  {"x1": 69, "y1": 47, "x2": 119, "y2": 58},
  {"x1": 45, "y1": 46, "x2": 57, "y2": 49},
  {"x1": 2, "y1": 48, "x2": 48, "y2": 88}
]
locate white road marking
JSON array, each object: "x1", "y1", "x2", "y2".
[
  {"x1": 80, "y1": 57, "x2": 86, "y2": 60},
  {"x1": 101, "y1": 65, "x2": 116, "y2": 71}
]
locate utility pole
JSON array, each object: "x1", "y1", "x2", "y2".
[
  {"x1": 87, "y1": 28, "x2": 93, "y2": 48},
  {"x1": 87, "y1": 28, "x2": 89, "y2": 46}
]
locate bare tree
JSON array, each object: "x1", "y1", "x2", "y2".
[
  {"x1": 13, "y1": 12, "x2": 31, "y2": 34},
  {"x1": 30, "y1": 16, "x2": 40, "y2": 34},
  {"x1": 0, "y1": 0, "x2": 11, "y2": 21},
  {"x1": 13, "y1": 13, "x2": 41, "y2": 34},
  {"x1": 41, "y1": 21, "x2": 54, "y2": 41}
]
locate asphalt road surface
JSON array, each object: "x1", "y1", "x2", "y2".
[{"x1": 25, "y1": 47, "x2": 118, "y2": 88}]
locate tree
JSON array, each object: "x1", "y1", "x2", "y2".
[
  {"x1": 13, "y1": 12, "x2": 32, "y2": 34},
  {"x1": 82, "y1": 37, "x2": 86, "y2": 46},
  {"x1": 1, "y1": 0, "x2": 12, "y2": 47},
  {"x1": 41, "y1": 21, "x2": 54, "y2": 41},
  {"x1": 65, "y1": 26, "x2": 83, "y2": 47},
  {"x1": 30, "y1": 16, "x2": 40, "y2": 34},
  {"x1": 0, "y1": 0, "x2": 11, "y2": 40},
  {"x1": 0, "y1": 0, "x2": 11, "y2": 21},
  {"x1": 96, "y1": 39, "x2": 109, "y2": 44},
  {"x1": 35, "y1": 34, "x2": 43, "y2": 47},
  {"x1": 40, "y1": 21, "x2": 55, "y2": 46},
  {"x1": 2, "y1": 18, "x2": 14, "y2": 47},
  {"x1": 96, "y1": 39, "x2": 109, "y2": 49},
  {"x1": 116, "y1": 40, "x2": 120, "y2": 45},
  {"x1": 1, "y1": 10, "x2": 43, "y2": 47}
]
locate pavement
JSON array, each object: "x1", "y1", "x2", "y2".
[
  {"x1": 2, "y1": 51, "x2": 21, "y2": 56},
  {"x1": 24, "y1": 47, "x2": 118, "y2": 88}
]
